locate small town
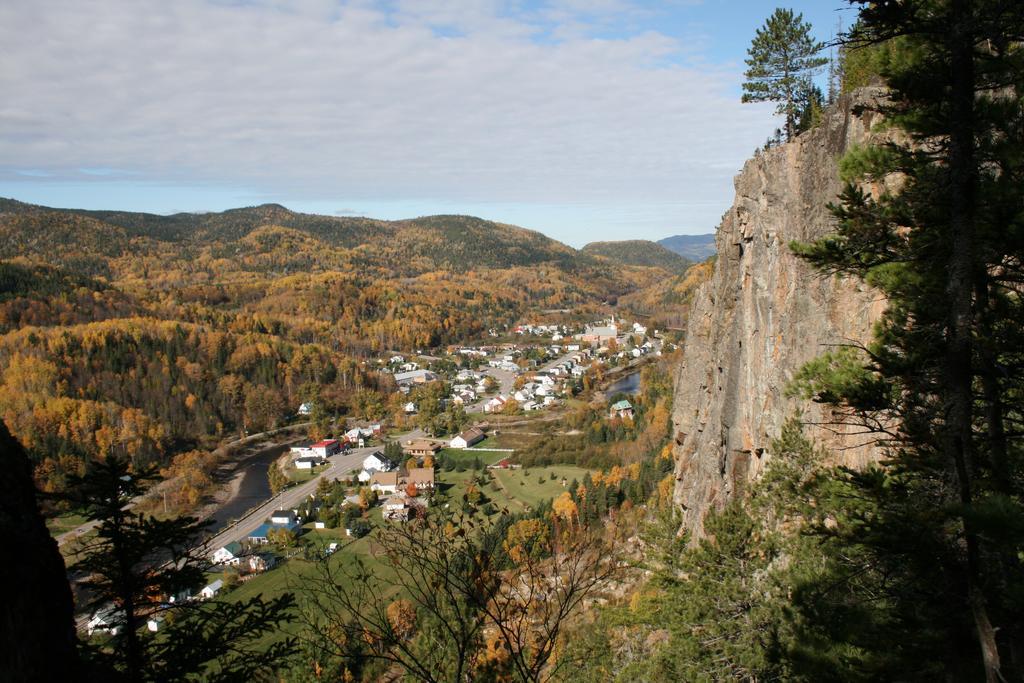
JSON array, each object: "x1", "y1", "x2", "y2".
[
  {"x1": 9, "y1": 1, "x2": 1012, "y2": 679},
  {"x1": 180, "y1": 316, "x2": 666, "y2": 609},
  {"x1": 82, "y1": 314, "x2": 669, "y2": 638}
]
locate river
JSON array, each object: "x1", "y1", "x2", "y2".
[
  {"x1": 205, "y1": 444, "x2": 291, "y2": 533},
  {"x1": 607, "y1": 370, "x2": 641, "y2": 396}
]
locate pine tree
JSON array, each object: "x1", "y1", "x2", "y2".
[
  {"x1": 384, "y1": 440, "x2": 403, "y2": 463},
  {"x1": 791, "y1": 1, "x2": 1024, "y2": 678},
  {"x1": 741, "y1": 8, "x2": 828, "y2": 140},
  {"x1": 66, "y1": 457, "x2": 297, "y2": 680}
]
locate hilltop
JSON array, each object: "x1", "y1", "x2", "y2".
[
  {"x1": 0, "y1": 198, "x2": 670, "y2": 349},
  {"x1": 580, "y1": 239, "x2": 691, "y2": 272},
  {"x1": 657, "y1": 233, "x2": 716, "y2": 261},
  {"x1": 0, "y1": 199, "x2": 589, "y2": 276}
]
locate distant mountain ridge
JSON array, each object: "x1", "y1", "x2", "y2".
[
  {"x1": 0, "y1": 198, "x2": 587, "y2": 274},
  {"x1": 581, "y1": 239, "x2": 691, "y2": 271},
  {"x1": 0, "y1": 197, "x2": 675, "y2": 339},
  {"x1": 657, "y1": 233, "x2": 716, "y2": 261}
]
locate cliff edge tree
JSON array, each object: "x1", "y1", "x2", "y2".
[
  {"x1": 742, "y1": 8, "x2": 828, "y2": 140},
  {"x1": 792, "y1": 0, "x2": 1024, "y2": 679},
  {"x1": 67, "y1": 457, "x2": 297, "y2": 681}
]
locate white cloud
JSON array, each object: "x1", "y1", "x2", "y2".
[{"x1": 0, "y1": 0, "x2": 775, "y2": 240}]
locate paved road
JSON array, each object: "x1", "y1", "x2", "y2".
[
  {"x1": 203, "y1": 429, "x2": 424, "y2": 555},
  {"x1": 468, "y1": 367, "x2": 516, "y2": 412}
]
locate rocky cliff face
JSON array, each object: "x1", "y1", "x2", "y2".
[{"x1": 671, "y1": 89, "x2": 888, "y2": 535}]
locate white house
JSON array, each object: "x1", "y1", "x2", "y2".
[
  {"x1": 289, "y1": 445, "x2": 316, "y2": 459},
  {"x1": 297, "y1": 402, "x2": 313, "y2": 416},
  {"x1": 383, "y1": 493, "x2": 427, "y2": 522},
  {"x1": 404, "y1": 401, "x2": 417, "y2": 414},
  {"x1": 212, "y1": 541, "x2": 244, "y2": 566},
  {"x1": 147, "y1": 616, "x2": 165, "y2": 633},
  {"x1": 200, "y1": 579, "x2": 224, "y2": 600},
  {"x1": 295, "y1": 456, "x2": 325, "y2": 470},
  {"x1": 383, "y1": 494, "x2": 411, "y2": 521},
  {"x1": 270, "y1": 509, "x2": 299, "y2": 525},
  {"x1": 450, "y1": 427, "x2": 485, "y2": 449},
  {"x1": 484, "y1": 396, "x2": 508, "y2": 413},
  {"x1": 362, "y1": 452, "x2": 395, "y2": 472}
]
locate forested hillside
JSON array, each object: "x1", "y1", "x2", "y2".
[
  {"x1": 617, "y1": 258, "x2": 715, "y2": 332},
  {"x1": 581, "y1": 239, "x2": 691, "y2": 271},
  {"x1": 0, "y1": 199, "x2": 662, "y2": 494},
  {"x1": 0, "y1": 199, "x2": 661, "y2": 350}
]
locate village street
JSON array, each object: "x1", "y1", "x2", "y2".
[
  {"x1": 468, "y1": 366, "x2": 516, "y2": 412},
  {"x1": 202, "y1": 429, "x2": 424, "y2": 555}
]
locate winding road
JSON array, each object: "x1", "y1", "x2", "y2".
[{"x1": 202, "y1": 429, "x2": 425, "y2": 555}]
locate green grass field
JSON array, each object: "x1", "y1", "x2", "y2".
[
  {"x1": 206, "y1": 526, "x2": 400, "y2": 656},
  {"x1": 491, "y1": 465, "x2": 591, "y2": 509},
  {"x1": 226, "y1": 530, "x2": 389, "y2": 605},
  {"x1": 46, "y1": 512, "x2": 88, "y2": 536},
  {"x1": 286, "y1": 464, "x2": 328, "y2": 484},
  {"x1": 437, "y1": 464, "x2": 592, "y2": 513},
  {"x1": 437, "y1": 446, "x2": 507, "y2": 466},
  {"x1": 211, "y1": 462, "x2": 593, "y2": 648},
  {"x1": 191, "y1": 460, "x2": 595, "y2": 665}
]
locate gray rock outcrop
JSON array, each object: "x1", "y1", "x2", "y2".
[{"x1": 671, "y1": 89, "x2": 888, "y2": 536}]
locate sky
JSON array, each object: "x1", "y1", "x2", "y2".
[{"x1": 0, "y1": 0, "x2": 855, "y2": 247}]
